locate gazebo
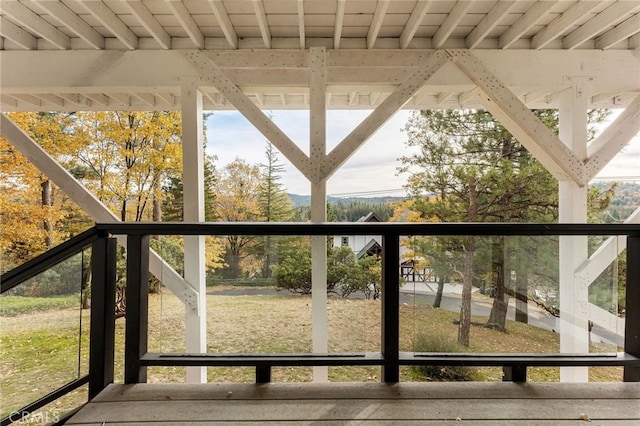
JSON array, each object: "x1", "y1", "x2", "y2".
[{"x1": 1, "y1": 1, "x2": 639, "y2": 423}]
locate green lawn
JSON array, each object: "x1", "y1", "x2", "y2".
[{"x1": 0, "y1": 290, "x2": 623, "y2": 421}]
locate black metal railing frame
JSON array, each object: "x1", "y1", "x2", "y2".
[
  {"x1": 96, "y1": 222, "x2": 640, "y2": 387},
  {"x1": 2, "y1": 222, "x2": 640, "y2": 425},
  {"x1": 0, "y1": 228, "x2": 100, "y2": 426}
]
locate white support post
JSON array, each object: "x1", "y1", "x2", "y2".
[
  {"x1": 309, "y1": 47, "x2": 328, "y2": 382},
  {"x1": 558, "y1": 79, "x2": 589, "y2": 382},
  {"x1": 311, "y1": 183, "x2": 328, "y2": 382},
  {"x1": 181, "y1": 82, "x2": 207, "y2": 383}
]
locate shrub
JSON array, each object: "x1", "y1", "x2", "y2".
[{"x1": 412, "y1": 332, "x2": 481, "y2": 381}]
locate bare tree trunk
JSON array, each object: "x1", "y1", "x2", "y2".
[
  {"x1": 433, "y1": 275, "x2": 444, "y2": 308},
  {"x1": 514, "y1": 237, "x2": 529, "y2": 323},
  {"x1": 41, "y1": 179, "x2": 54, "y2": 249},
  {"x1": 487, "y1": 236, "x2": 508, "y2": 331},
  {"x1": 458, "y1": 175, "x2": 478, "y2": 347},
  {"x1": 458, "y1": 236, "x2": 475, "y2": 347}
]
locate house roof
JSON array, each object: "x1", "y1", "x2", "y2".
[{"x1": 1, "y1": 1, "x2": 639, "y2": 112}]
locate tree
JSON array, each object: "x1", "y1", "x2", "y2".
[
  {"x1": 272, "y1": 243, "x2": 380, "y2": 297},
  {"x1": 0, "y1": 112, "x2": 90, "y2": 270},
  {"x1": 257, "y1": 143, "x2": 295, "y2": 277},
  {"x1": 213, "y1": 159, "x2": 262, "y2": 278},
  {"x1": 399, "y1": 110, "x2": 559, "y2": 345}
]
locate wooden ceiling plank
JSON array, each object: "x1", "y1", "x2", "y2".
[
  {"x1": 123, "y1": 0, "x2": 171, "y2": 49},
  {"x1": 433, "y1": 1, "x2": 473, "y2": 49},
  {"x1": 208, "y1": 0, "x2": 238, "y2": 49},
  {"x1": 367, "y1": 0, "x2": 390, "y2": 49},
  {"x1": 499, "y1": 0, "x2": 556, "y2": 49},
  {"x1": 466, "y1": 1, "x2": 516, "y2": 49},
  {"x1": 79, "y1": 0, "x2": 138, "y2": 50},
  {"x1": 166, "y1": 0, "x2": 204, "y2": 49},
  {"x1": 531, "y1": 1, "x2": 600, "y2": 50},
  {"x1": 1, "y1": 0, "x2": 70, "y2": 49},
  {"x1": 400, "y1": 0, "x2": 431, "y2": 49},
  {"x1": 35, "y1": 0, "x2": 104, "y2": 49},
  {"x1": 563, "y1": 1, "x2": 640, "y2": 49},
  {"x1": 297, "y1": 0, "x2": 305, "y2": 49},
  {"x1": 334, "y1": 0, "x2": 346, "y2": 49},
  {"x1": 252, "y1": 0, "x2": 271, "y2": 48},
  {"x1": 595, "y1": 13, "x2": 640, "y2": 49},
  {"x1": 0, "y1": 16, "x2": 36, "y2": 49}
]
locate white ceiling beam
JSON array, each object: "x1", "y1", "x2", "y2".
[
  {"x1": 321, "y1": 51, "x2": 450, "y2": 180},
  {"x1": 155, "y1": 93, "x2": 175, "y2": 106},
  {"x1": 0, "y1": 94, "x2": 18, "y2": 108},
  {"x1": 466, "y1": 1, "x2": 516, "y2": 49},
  {"x1": 631, "y1": 32, "x2": 640, "y2": 49},
  {"x1": 447, "y1": 50, "x2": 585, "y2": 184},
  {"x1": 37, "y1": 94, "x2": 65, "y2": 108},
  {"x1": 297, "y1": 0, "x2": 305, "y2": 49},
  {"x1": 334, "y1": 0, "x2": 346, "y2": 49},
  {"x1": 0, "y1": 113, "x2": 198, "y2": 311},
  {"x1": 0, "y1": 16, "x2": 36, "y2": 49},
  {"x1": 166, "y1": 0, "x2": 204, "y2": 49},
  {"x1": 531, "y1": 1, "x2": 600, "y2": 50},
  {"x1": 208, "y1": 0, "x2": 238, "y2": 49},
  {"x1": 12, "y1": 93, "x2": 41, "y2": 107},
  {"x1": 132, "y1": 93, "x2": 156, "y2": 108},
  {"x1": 499, "y1": 0, "x2": 556, "y2": 49},
  {"x1": 84, "y1": 93, "x2": 109, "y2": 106},
  {"x1": 309, "y1": 47, "x2": 327, "y2": 183},
  {"x1": 400, "y1": 0, "x2": 431, "y2": 49},
  {"x1": 433, "y1": 1, "x2": 473, "y2": 49},
  {"x1": 252, "y1": 0, "x2": 271, "y2": 49},
  {"x1": 182, "y1": 50, "x2": 312, "y2": 178},
  {"x1": 585, "y1": 94, "x2": 640, "y2": 181},
  {"x1": 108, "y1": 93, "x2": 131, "y2": 106},
  {"x1": 1, "y1": 50, "x2": 638, "y2": 97},
  {"x1": 34, "y1": 0, "x2": 104, "y2": 49},
  {"x1": 595, "y1": 13, "x2": 640, "y2": 49},
  {"x1": 563, "y1": 1, "x2": 640, "y2": 49},
  {"x1": 0, "y1": 0, "x2": 70, "y2": 49},
  {"x1": 123, "y1": 1, "x2": 171, "y2": 50},
  {"x1": 367, "y1": 0, "x2": 390, "y2": 49},
  {"x1": 254, "y1": 92, "x2": 264, "y2": 106},
  {"x1": 79, "y1": 0, "x2": 138, "y2": 50},
  {"x1": 58, "y1": 93, "x2": 85, "y2": 107}
]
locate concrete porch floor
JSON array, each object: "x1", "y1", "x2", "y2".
[{"x1": 66, "y1": 382, "x2": 640, "y2": 425}]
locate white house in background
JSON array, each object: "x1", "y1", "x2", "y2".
[{"x1": 332, "y1": 212, "x2": 382, "y2": 259}]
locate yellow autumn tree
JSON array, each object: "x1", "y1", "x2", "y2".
[{"x1": 0, "y1": 112, "x2": 91, "y2": 270}]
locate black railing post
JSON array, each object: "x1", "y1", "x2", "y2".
[
  {"x1": 624, "y1": 234, "x2": 640, "y2": 382},
  {"x1": 125, "y1": 234, "x2": 150, "y2": 384},
  {"x1": 256, "y1": 366, "x2": 271, "y2": 383},
  {"x1": 88, "y1": 235, "x2": 117, "y2": 399},
  {"x1": 502, "y1": 365, "x2": 527, "y2": 383},
  {"x1": 381, "y1": 232, "x2": 400, "y2": 383}
]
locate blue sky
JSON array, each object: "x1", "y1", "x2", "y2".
[{"x1": 205, "y1": 110, "x2": 639, "y2": 196}]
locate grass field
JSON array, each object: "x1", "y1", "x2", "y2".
[{"x1": 0, "y1": 289, "x2": 623, "y2": 421}]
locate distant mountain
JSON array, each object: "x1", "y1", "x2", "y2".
[{"x1": 288, "y1": 193, "x2": 405, "y2": 208}]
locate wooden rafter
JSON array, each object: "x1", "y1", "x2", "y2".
[{"x1": 124, "y1": 0, "x2": 171, "y2": 50}]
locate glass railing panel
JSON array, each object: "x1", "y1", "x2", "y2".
[{"x1": 0, "y1": 249, "x2": 89, "y2": 418}]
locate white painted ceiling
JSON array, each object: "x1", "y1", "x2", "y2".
[{"x1": 1, "y1": 0, "x2": 639, "y2": 111}]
